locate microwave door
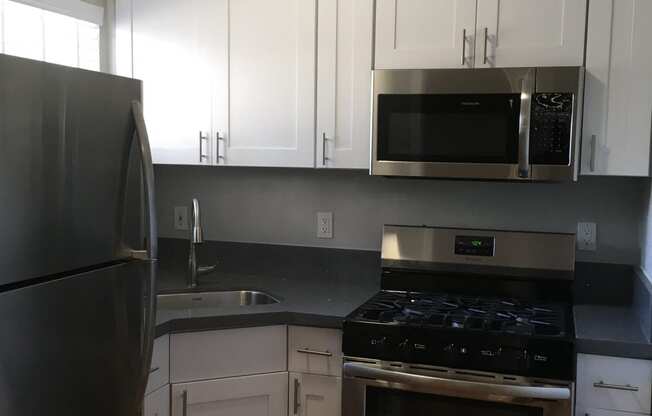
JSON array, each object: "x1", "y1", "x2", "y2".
[{"x1": 373, "y1": 93, "x2": 524, "y2": 180}]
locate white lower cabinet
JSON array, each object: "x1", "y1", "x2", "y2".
[
  {"x1": 144, "y1": 384, "x2": 170, "y2": 416},
  {"x1": 576, "y1": 408, "x2": 641, "y2": 416},
  {"x1": 576, "y1": 353, "x2": 652, "y2": 415},
  {"x1": 289, "y1": 373, "x2": 341, "y2": 416},
  {"x1": 171, "y1": 372, "x2": 288, "y2": 416}
]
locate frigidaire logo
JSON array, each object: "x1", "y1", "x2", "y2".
[{"x1": 460, "y1": 101, "x2": 481, "y2": 106}]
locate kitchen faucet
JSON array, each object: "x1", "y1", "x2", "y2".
[{"x1": 188, "y1": 198, "x2": 217, "y2": 288}]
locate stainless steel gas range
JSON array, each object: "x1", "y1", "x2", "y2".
[{"x1": 341, "y1": 225, "x2": 576, "y2": 416}]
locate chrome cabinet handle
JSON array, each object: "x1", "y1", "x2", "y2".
[
  {"x1": 297, "y1": 347, "x2": 333, "y2": 357},
  {"x1": 216, "y1": 131, "x2": 225, "y2": 163},
  {"x1": 593, "y1": 381, "x2": 639, "y2": 392},
  {"x1": 181, "y1": 390, "x2": 188, "y2": 416},
  {"x1": 461, "y1": 29, "x2": 467, "y2": 66},
  {"x1": 322, "y1": 133, "x2": 331, "y2": 166},
  {"x1": 483, "y1": 27, "x2": 489, "y2": 65},
  {"x1": 293, "y1": 377, "x2": 301, "y2": 415},
  {"x1": 589, "y1": 134, "x2": 596, "y2": 172},
  {"x1": 199, "y1": 131, "x2": 209, "y2": 162}
]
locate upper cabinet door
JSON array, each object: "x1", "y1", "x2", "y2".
[
  {"x1": 225, "y1": 0, "x2": 316, "y2": 167},
  {"x1": 316, "y1": 0, "x2": 373, "y2": 169},
  {"x1": 375, "y1": 0, "x2": 477, "y2": 69},
  {"x1": 581, "y1": 0, "x2": 652, "y2": 176},
  {"x1": 475, "y1": 0, "x2": 587, "y2": 68},
  {"x1": 131, "y1": 0, "x2": 228, "y2": 165}
]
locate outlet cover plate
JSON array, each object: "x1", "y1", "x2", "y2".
[
  {"x1": 317, "y1": 212, "x2": 333, "y2": 239},
  {"x1": 174, "y1": 206, "x2": 189, "y2": 230},
  {"x1": 577, "y1": 222, "x2": 597, "y2": 251}
]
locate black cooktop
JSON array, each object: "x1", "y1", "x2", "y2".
[{"x1": 349, "y1": 290, "x2": 569, "y2": 338}]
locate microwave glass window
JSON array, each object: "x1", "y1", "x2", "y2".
[
  {"x1": 377, "y1": 94, "x2": 521, "y2": 164},
  {"x1": 365, "y1": 387, "x2": 543, "y2": 416}
]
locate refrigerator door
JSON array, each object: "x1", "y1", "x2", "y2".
[
  {"x1": 0, "y1": 260, "x2": 154, "y2": 416},
  {"x1": 0, "y1": 53, "x2": 145, "y2": 287}
]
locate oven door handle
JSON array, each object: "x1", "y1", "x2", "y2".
[{"x1": 343, "y1": 362, "x2": 570, "y2": 401}]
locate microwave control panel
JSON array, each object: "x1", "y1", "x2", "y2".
[{"x1": 529, "y1": 93, "x2": 573, "y2": 165}]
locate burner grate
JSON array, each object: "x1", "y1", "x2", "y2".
[{"x1": 352, "y1": 291, "x2": 567, "y2": 337}]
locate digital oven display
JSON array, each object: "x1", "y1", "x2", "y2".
[{"x1": 454, "y1": 236, "x2": 495, "y2": 256}]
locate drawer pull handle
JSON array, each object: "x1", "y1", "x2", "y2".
[
  {"x1": 593, "y1": 381, "x2": 639, "y2": 392},
  {"x1": 182, "y1": 390, "x2": 188, "y2": 416},
  {"x1": 297, "y1": 348, "x2": 333, "y2": 357},
  {"x1": 149, "y1": 366, "x2": 160, "y2": 374}
]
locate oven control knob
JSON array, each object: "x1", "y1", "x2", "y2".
[
  {"x1": 444, "y1": 343, "x2": 455, "y2": 353},
  {"x1": 398, "y1": 339, "x2": 410, "y2": 351},
  {"x1": 459, "y1": 346, "x2": 468, "y2": 355}
]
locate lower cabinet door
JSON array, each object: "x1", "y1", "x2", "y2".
[
  {"x1": 171, "y1": 372, "x2": 288, "y2": 416},
  {"x1": 576, "y1": 407, "x2": 642, "y2": 416},
  {"x1": 144, "y1": 384, "x2": 170, "y2": 416},
  {"x1": 289, "y1": 373, "x2": 341, "y2": 416}
]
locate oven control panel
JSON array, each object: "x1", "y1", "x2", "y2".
[
  {"x1": 529, "y1": 93, "x2": 573, "y2": 165},
  {"x1": 342, "y1": 322, "x2": 574, "y2": 380}
]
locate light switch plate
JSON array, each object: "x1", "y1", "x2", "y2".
[
  {"x1": 317, "y1": 212, "x2": 333, "y2": 239},
  {"x1": 174, "y1": 206, "x2": 189, "y2": 230},
  {"x1": 577, "y1": 222, "x2": 597, "y2": 251}
]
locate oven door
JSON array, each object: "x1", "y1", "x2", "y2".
[
  {"x1": 343, "y1": 362, "x2": 573, "y2": 416},
  {"x1": 371, "y1": 68, "x2": 535, "y2": 180}
]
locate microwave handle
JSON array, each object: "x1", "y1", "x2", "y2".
[
  {"x1": 343, "y1": 362, "x2": 570, "y2": 401},
  {"x1": 518, "y1": 73, "x2": 534, "y2": 178}
]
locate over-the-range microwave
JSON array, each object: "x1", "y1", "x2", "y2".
[{"x1": 371, "y1": 67, "x2": 584, "y2": 182}]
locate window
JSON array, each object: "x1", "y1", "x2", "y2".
[{"x1": 0, "y1": 0, "x2": 100, "y2": 71}]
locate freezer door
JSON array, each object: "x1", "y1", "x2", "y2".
[
  {"x1": 0, "y1": 54, "x2": 144, "y2": 287},
  {"x1": 0, "y1": 260, "x2": 155, "y2": 416}
]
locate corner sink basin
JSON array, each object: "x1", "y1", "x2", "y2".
[{"x1": 157, "y1": 290, "x2": 280, "y2": 309}]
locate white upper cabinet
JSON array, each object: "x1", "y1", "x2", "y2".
[
  {"x1": 375, "y1": 0, "x2": 477, "y2": 69},
  {"x1": 316, "y1": 0, "x2": 374, "y2": 169},
  {"x1": 581, "y1": 0, "x2": 652, "y2": 176},
  {"x1": 129, "y1": 0, "x2": 228, "y2": 165},
  {"x1": 224, "y1": 0, "x2": 316, "y2": 167},
  {"x1": 475, "y1": 0, "x2": 587, "y2": 68},
  {"x1": 375, "y1": 0, "x2": 587, "y2": 69}
]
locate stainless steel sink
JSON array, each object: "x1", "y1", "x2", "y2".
[{"x1": 157, "y1": 290, "x2": 280, "y2": 309}]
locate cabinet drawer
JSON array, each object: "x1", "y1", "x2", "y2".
[
  {"x1": 576, "y1": 406, "x2": 644, "y2": 416},
  {"x1": 144, "y1": 384, "x2": 170, "y2": 416},
  {"x1": 288, "y1": 326, "x2": 342, "y2": 377},
  {"x1": 146, "y1": 335, "x2": 170, "y2": 395},
  {"x1": 577, "y1": 353, "x2": 652, "y2": 414},
  {"x1": 171, "y1": 325, "x2": 287, "y2": 382}
]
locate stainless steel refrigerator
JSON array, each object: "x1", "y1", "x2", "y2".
[{"x1": 0, "y1": 53, "x2": 157, "y2": 415}]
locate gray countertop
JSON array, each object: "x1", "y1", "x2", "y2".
[
  {"x1": 154, "y1": 239, "x2": 652, "y2": 362},
  {"x1": 574, "y1": 305, "x2": 652, "y2": 360},
  {"x1": 153, "y1": 239, "x2": 380, "y2": 336}
]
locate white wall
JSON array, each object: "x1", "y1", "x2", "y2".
[{"x1": 155, "y1": 166, "x2": 648, "y2": 265}]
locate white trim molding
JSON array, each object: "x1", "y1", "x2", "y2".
[{"x1": 11, "y1": 0, "x2": 103, "y2": 25}]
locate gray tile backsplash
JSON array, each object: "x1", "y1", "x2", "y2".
[{"x1": 155, "y1": 166, "x2": 648, "y2": 265}]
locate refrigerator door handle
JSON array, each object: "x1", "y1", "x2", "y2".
[
  {"x1": 131, "y1": 100, "x2": 158, "y2": 261},
  {"x1": 131, "y1": 100, "x2": 158, "y2": 404}
]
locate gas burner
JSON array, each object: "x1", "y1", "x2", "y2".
[{"x1": 350, "y1": 291, "x2": 568, "y2": 338}]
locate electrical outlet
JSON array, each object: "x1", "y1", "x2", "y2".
[
  {"x1": 317, "y1": 212, "x2": 333, "y2": 239},
  {"x1": 577, "y1": 222, "x2": 597, "y2": 251},
  {"x1": 174, "y1": 206, "x2": 189, "y2": 230}
]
